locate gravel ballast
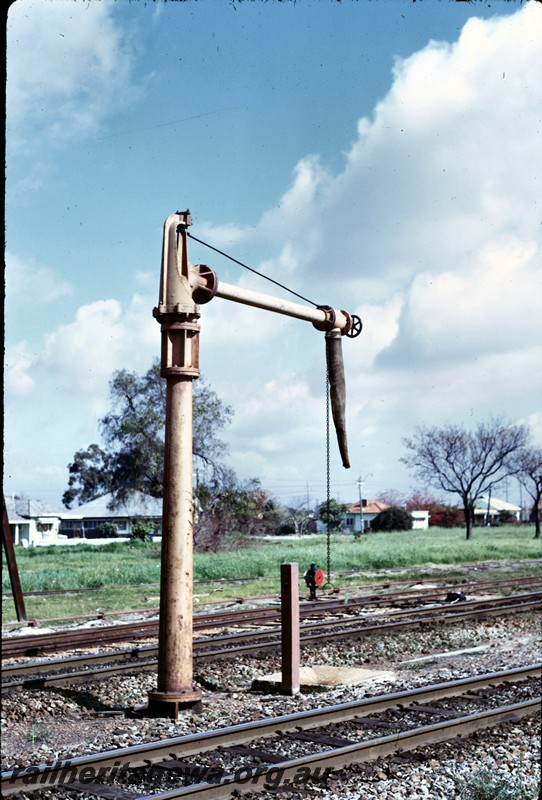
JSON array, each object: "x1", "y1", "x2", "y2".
[{"x1": 2, "y1": 609, "x2": 540, "y2": 799}]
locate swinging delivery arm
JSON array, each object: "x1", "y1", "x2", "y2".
[
  {"x1": 195, "y1": 270, "x2": 353, "y2": 331},
  {"x1": 152, "y1": 211, "x2": 359, "y2": 470},
  {"x1": 190, "y1": 264, "x2": 354, "y2": 468}
]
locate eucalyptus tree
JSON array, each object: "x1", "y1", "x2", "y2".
[{"x1": 63, "y1": 359, "x2": 233, "y2": 509}]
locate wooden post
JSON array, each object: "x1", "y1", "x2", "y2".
[
  {"x1": 2, "y1": 496, "x2": 27, "y2": 621},
  {"x1": 281, "y1": 562, "x2": 300, "y2": 695}
]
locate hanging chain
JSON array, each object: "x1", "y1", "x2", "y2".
[{"x1": 325, "y1": 364, "x2": 331, "y2": 585}]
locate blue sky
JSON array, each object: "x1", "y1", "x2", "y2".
[{"x1": 5, "y1": 0, "x2": 542, "y2": 512}]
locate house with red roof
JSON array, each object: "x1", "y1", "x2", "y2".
[
  {"x1": 344, "y1": 499, "x2": 390, "y2": 533},
  {"x1": 344, "y1": 500, "x2": 429, "y2": 532}
]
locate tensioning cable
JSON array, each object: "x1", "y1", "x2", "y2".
[
  {"x1": 186, "y1": 231, "x2": 321, "y2": 308},
  {"x1": 187, "y1": 228, "x2": 352, "y2": 591}
]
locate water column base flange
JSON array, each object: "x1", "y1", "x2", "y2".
[{"x1": 146, "y1": 688, "x2": 203, "y2": 719}]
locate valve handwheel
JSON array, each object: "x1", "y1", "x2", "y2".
[{"x1": 346, "y1": 314, "x2": 363, "y2": 338}]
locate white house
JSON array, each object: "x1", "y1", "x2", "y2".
[
  {"x1": 59, "y1": 492, "x2": 162, "y2": 539},
  {"x1": 6, "y1": 493, "x2": 164, "y2": 546},
  {"x1": 473, "y1": 495, "x2": 521, "y2": 525},
  {"x1": 5, "y1": 497, "x2": 79, "y2": 547},
  {"x1": 344, "y1": 500, "x2": 429, "y2": 532},
  {"x1": 410, "y1": 510, "x2": 430, "y2": 530},
  {"x1": 343, "y1": 500, "x2": 390, "y2": 533}
]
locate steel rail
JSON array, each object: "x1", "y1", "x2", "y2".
[
  {"x1": 3, "y1": 594, "x2": 540, "y2": 689},
  {"x1": 196, "y1": 597, "x2": 541, "y2": 661},
  {"x1": 4, "y1": 578, "x2": 541, "y2": 658},
  {"x1": 3, "y1": 570, "x2": 538, "y2": 601},
  {"x1": 279, "y1": 591, "x2": 542, "y2": 634},
  {"x1": 4, "y1": 573, "x2": 540, "y2": 637},
  {"x1": 130, "y1": 699, "x2": 541, "y2": 800},
  {"x1": 4, "y1": 584, "x2": 541, "y2": 662},
  {"x1": 2, "y1": 665, "x2": 540, "y2": 796},
  {"x1": 284, "y1": 597, "x2": 542, "y2": 647},
  {"x1": 3, "y1": 590, "x2": 540, "y2": 679}
]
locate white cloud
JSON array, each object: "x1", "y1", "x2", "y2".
[
  {"x1": 377, "y1": 237, "x2": 540, "y2": 368},
  {"x1": 4, "y1": 342, "x2": 36, "y2": 398},
  {"x1": 134, "y1": 271, "x2": 156, "y2": 289},
  {"x1": 198, "y1": 5, "x2": 542, "y2": 492},
  {"x1": 42, "y1": 299, "x2": 125, "y2": 395},
  {"x1": 5, "y1": 251, "x2": 73, "y2": 305},
  {"x1": 6, "y1": 0, "x2": 139, "y2": 149},
  {"x1": 311, "y1": 6, "x2": 540, "y2": 287},
  {"x1": 40, "y1": 293, "x2": 157, "y2": 397},
  {"x1": 201, "y1": 6, "x2": 541, "y2": 309},
  {"x1": 522, "y1": 412, "x2": 542, "y2": 445}
]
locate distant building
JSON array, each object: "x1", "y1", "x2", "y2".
[
  {"x1": 473, "y1": 495, "x2": 521, "y2": 526},
  {"x1": 5, "y1": 492, "x2": 163, "y2": 546},
  {"x1": 5, "y1": 496, "x2": 79, "y2": 547},
  {"x1": 343, "y1": 500, "x2": 390, "y2": 533},
  {"x1": 59, "y1": 492, "x2": 162, "y2": 539},
  {"x1": 410, "y1": 510, "x2": 430, "y2": 530},
  {"x1": 343, "y1": 500, "x2": 429, "y2": 532}
]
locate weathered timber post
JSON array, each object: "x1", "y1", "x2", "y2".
[
  {"x1": 2, "y1": 496, "x2": 27, "y2": 622},
  {"x1": 147, "y1": 212, "x2": 202, "y2": 718},
  {"x1": 281, "y1": 562, "x2": 300, "y2": 695}
]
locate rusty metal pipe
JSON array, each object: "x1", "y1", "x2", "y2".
[
  {"x1": 157, "y1": 377, "x2": 194, "y2": 690},
  {"x1": 147, "y1": 376, "x2": 202, "y2": 717},
  {"x1": 149, "y1": 212, "x2": 202, "y2": 718},
  {"x1": 199, "y1": 275, "x2": 351, "y2": 333},
  {"x1": 191, "y1": 264, "x2": 354, "y2": 469},
  {"x1": 149, "y1": 213, "x2": 355, "y2": 716}
]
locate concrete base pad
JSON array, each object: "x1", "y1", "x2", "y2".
[{"x1": 252, "y1": 665, "x2": 396, "y2": 693}]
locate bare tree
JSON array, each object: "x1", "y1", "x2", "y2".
[
  {"x1": 401, "y1": 417, "x2": 529, "y2": 540},
  {"x1": 285, "y1": 497, "x2": 315, "y2": 535},
  {"x1": 513, "y1": 446, "x2": 542, "y2": 539},
  {"x1": 376, "y1": 489, "x2": 406, "y2": 507}
]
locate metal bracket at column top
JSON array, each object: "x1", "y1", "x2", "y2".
[{"x1": 154, "y1": 212, "x2": 198, "y2": 318}]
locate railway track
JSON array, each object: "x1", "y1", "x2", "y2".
[
  {"x1": 3, "y1": 575, "x2": 541, "y2": 659},
  {"x1": 1, "y1": 575, "x2": 258, "y2": 600},
  {"x1": 3, "y1": 574, "x2": 539, "y2": 632},
  {"x1": 5, "y1": 569, "x2": 536, "y2": 600},
  {"x1": 2, "y1": 665, "x2": 540, "y2": 798},
  {"x1": 3, "y1": 591, "x2": 540, "y2": 691}
]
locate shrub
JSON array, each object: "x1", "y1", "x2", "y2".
[
  {"x1": 96, "y1": 522, "x2": 118, "y2": 538},
  {"x1": 428, "y1": 504, "x2": 465, "y2": 528},
  {"x1": 371, "y1": 506, "x2": 413, "y2": 532},
  {"x1": 130, "y1": 520, "x2": 156, "y2": 542},
  {"x1": 497, "y1": 510, "x2": 518, "y2": 526},
  {"x1": 457, "y1": 765, "x2": 538, "y2": 799}
]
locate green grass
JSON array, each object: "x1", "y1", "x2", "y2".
[
  {"x1": 2, "y1": 526, "x2": 540, "y2": 623},
  {"x1": 196, "y1": 526, "x2": 541, "y2": 577}
]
